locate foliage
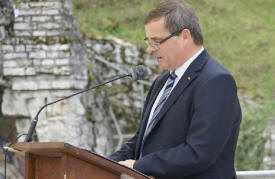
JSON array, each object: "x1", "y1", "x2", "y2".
[
  {"x1": 235, "y1": 100, "x2": 275, "y2": 170},
  {"x1": 72, "y1": 0, "x2": 275, "y2": 170}
]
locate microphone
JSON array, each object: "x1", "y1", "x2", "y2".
[
  {"x1": 24, "y1": 66, "x2": 149, "y2": 142},
  {"x1": 131, "y1": 65, "x2": 149, "y2": 81}
]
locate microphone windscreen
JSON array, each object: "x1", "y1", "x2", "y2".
[{"x1": 131, "y1": 66, "x2": 149, "y2": 81}]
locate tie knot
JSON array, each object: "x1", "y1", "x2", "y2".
[{"x1": 170, "y1": 71, "x2": 177, "y2": 80}]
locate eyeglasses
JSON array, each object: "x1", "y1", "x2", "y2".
[{"x1": 144, "y1": 29, "x2": 183, "y2": 50}]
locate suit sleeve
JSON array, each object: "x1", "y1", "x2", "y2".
[
  {"x1": 109, "y1": 132, "x2": 138, "y2": 162},
  {"x1": 109, "y1": 78, "x2": 158, "y2": 162},
  {"x1": 133, "y1": 74, "x2": 239, "y2": 177}
]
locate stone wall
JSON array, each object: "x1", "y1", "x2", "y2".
[
  {"x1": 0, "y1": 0, "x2": 91, "y2": 149},
  {"x1": 85, "y1": 37, "x2": 157, "y2": 134},
  {"x1": 0, "y1": 0, "x2": 156, "y2": 158}
]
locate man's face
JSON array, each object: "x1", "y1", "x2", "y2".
[{"x1": 145, "y1": 17, "x2": 184, "y2": 71}]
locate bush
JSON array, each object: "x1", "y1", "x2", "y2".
[{"x1": 235, "y1": 101, "x2": 274, "y2": 170}]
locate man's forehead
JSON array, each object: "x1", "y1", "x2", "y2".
[
  {"x1": 145, "y1": 17, "x2": 170, "y2": 38},
  {"x1": 145, "y1": 17, "x2": 165, "y2": 30}
]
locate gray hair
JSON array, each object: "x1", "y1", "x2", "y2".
[{"x1": 145, "y1": 0, "x2": 203, "y2": 45}]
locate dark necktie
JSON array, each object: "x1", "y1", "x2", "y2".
[{"x1": 139, "y1": 71, "x2": 177, "y2": 158}]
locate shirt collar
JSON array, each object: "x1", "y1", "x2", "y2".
[{"x1": 172, "y1": 47, "x2": 204, "y2": 79}]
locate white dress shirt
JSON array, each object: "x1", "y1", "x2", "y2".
[{"x1": 146, "y1": 47, "x2": 204, "y2": 128}]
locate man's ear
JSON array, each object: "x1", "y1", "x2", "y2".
[{"x1": 181, "y1": 29, "x2": 192, "y2": 40}]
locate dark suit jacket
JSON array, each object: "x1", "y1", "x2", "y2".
[{"x1": 110, "y1": 50, "x2": 242, "y2": 179}]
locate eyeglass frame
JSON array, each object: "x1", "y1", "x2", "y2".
[{"x1": 144, "y1": 29, "x2": 183, "y2": 50}]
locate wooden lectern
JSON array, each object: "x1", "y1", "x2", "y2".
[{"x1": 12, "y1": 142, "x2": 149, "y2": 179}]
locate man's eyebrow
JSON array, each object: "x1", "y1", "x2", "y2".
[{"x1": 144, "y1": 37, "x2": 162, "y2": 41}]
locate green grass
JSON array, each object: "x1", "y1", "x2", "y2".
[
  {"x1": 72, "y1": 0, "x2": 275, "y2": 170},
  {"x1": 235, "y1": 100, "x2": 275, "y2": 170}
]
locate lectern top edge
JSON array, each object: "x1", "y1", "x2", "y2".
[{"x1": 12, "y1": 142, "x2": 149, "y2": 179}]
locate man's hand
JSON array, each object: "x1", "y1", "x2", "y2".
[
  {"x1": 119, "y1": 160, "x2": 155, "y2": 179},
  {"x1": 119, "y1": 159, "x2": 135, "y2": 169}
]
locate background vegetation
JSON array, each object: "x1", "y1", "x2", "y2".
[{"x1": 72, "y1": 0, "x2": 275, "y2": 170}]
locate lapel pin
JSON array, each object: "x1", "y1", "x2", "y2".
[{"x1": 187, "y1": 77, "x2": 191, "y2": 80}]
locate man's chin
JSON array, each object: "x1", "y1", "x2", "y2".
[{"x1": 158, "y1": 64, "x2": 168, "y2": 70}]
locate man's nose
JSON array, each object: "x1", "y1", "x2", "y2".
[{"x1": 147, "y1": 45, "x2": 155, "y2": 54}]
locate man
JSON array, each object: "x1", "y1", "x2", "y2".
[{"x1": 110, "y1": 0, "x2": 242, "y2": 178}]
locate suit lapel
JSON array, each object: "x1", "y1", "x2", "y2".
[
  {"x1": 136, "y1": 72, "x2": 170, "y2": 152},
  {"x1": 145, "y1": 50, "x2": 209, "y2": 141},
  {"x1": 141, "y1": 72, "x2": 170, "y2": 129}
]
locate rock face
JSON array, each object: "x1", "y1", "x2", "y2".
[
  {"x1": 0, "y1": 1, "x2": 96, "y2": 177},
  {"x1": 0, "y1": 0, "x2": 157, "y2": 161},
  {"x1": 0, "y1": 0, "x2": 14, "y2": 41},
  {"x1": 0, "y1": 0, "x2": 91, "y2": 151},
  {"x1": 84, "y1": 36, "x2": 159, "y2": 153},
  {"x1": 85, "y1": 37, "x2": 157, "y2": 134}
]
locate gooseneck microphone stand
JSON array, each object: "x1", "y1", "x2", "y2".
[{"x1": 24, "y1": 74, "x2": 130, "y2": 142}]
